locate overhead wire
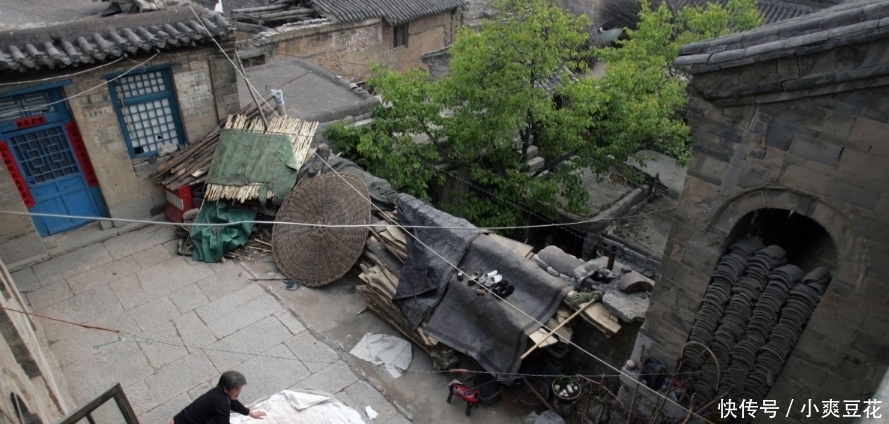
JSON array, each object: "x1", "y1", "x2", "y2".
[
  {"x1": 0, "y1": 58, "x2": 126, "y2": 87},
  {"x1": 187, "y1": 5, "x2": 281, "y2": 120},
  {"x1": 0, "y1": 207, "x2": 676, "y2": 231},
  {"x1": 0, "y1": 53, "x2": 160, "y2": 119},
  {"x1": 313, "y1": 155, "x2": 716, "y2": 423}
]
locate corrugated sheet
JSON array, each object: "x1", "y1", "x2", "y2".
[
  {"x1": 0, "y1": 7, "x2": 234, "y2": 72},
  {"x1": 311, "y1": 0, "x2": 466, "y2": 25}
]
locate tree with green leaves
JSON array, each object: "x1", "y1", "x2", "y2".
[{"x1": 328, "y1": 0, "x2": 761, "y2": 227}]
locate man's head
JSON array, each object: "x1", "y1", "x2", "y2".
[{"x1": 218, "y1": 371, "x2": 247, "y2": 400}]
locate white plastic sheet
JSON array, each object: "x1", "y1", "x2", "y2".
[
  {"x1": 230, "y1": 390, "x2": 365, "y2": 424},
  {"x1": 349, "y1": 333, "x2": 412, "y2": 378}
]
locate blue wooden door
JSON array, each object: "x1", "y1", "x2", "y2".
[{"x1": 6, "y1": 123, "x2": 100, "y2": 235}]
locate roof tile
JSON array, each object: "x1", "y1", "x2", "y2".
[
  {"x1": 0, "y1": 6, "x2": 233, "y2": 72},
  {"x1": 311, "y1": 0, "x2": 465, "y2": 26}
]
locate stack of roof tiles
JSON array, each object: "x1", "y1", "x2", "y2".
[
  {"x1": 0, "y1": 7, "x2": 233, "y2": 72},
  {"x1": 679, "y1": 239, "x2": 831, "y2": 403}
]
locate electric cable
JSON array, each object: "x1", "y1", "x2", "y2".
[
  {"x1": 0, "y1": 58, "x2": 126, "y2": 87},
  {"x1": 313, "y1": 155, "x2": 716, "y2": 423},
  {"x1": 0, "y1": 53, "x2": 160, "y2": 119}
]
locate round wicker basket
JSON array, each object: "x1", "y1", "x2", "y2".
[{"x1": 272, "y1": 173, "x2": 371, "y2": 287}]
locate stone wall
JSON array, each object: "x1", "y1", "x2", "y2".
[
  {"x1": 623, "y1": 36, "x2": 889, "y2": 423},
  {"x1": 0, "y1": 44, "x2": 238, "y2": 267},
  {"x1": 0, "y1": 258, "x2": 72, "y2": 423},
  {"x1": 261, "y1": 10, "x2": 459, "y2": 81}
]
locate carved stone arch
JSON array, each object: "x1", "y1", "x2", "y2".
[{"x1": 707, "y1": 186, "x2": 866, "y2": 290}]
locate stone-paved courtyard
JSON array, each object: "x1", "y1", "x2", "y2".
[{"x1": 11, "y1": 225, "x2": 409, "y2": 424}]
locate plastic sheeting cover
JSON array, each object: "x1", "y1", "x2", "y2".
[{"x1": 190, "y1": 201, "x2": 257, "y2": 263}]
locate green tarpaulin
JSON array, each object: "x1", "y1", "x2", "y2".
[
  {"x1": 207, "y1": 129, "x2": 299, "y2": 204},
  {"x1": 190, "y1": 202, "x2": 257, "y2": 263}
]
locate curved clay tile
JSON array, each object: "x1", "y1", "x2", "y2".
[
  {"x1": 175, "y1": 22, "x2": 198, "y2": 40},
  {"x1": 8, "y1": 45, "x2": 35, "y2": 69},
  {"x1": 93, "y1": 33, "x2": 116, "y2": 56},
  {"x1": 136, "y1": 27, "x2": 163, "y2": 49},
  {"x1": 77, "y1": 36, "x2": 106, "y2": 61},
  {"x1": 122, "y1": 28, "x2": 149, "y2": 51},
  {"x1": 43, "y1": 42, "x2": 70, "y2": 66},
  {"x1": 187, "y1": 20, "x2": 211, "y2": 37},
  {"x1": 106, "y1": 28, "x2": 130, "y2": 52},
  {"x1": 25, "y1": 44, "x2": 53, "y2": 67},
  {"x1": 199, "y1": 16, "x2": 221, "y2": 36},
  {"x1": 162, "y1": 23, "x2": 188, "y2": 43}
]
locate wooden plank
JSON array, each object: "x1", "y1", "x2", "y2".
[{"x1": 578, "y1": 301, "x2": 621, "y2": 336}]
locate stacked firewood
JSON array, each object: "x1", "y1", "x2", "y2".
[
  {"x1": 355, "y1": 210, "x2": 460, "y2": 370},
  {"x1": 150, "y1": 100, "x2": 276, "y2": 190}
]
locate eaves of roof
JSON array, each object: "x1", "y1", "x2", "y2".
[
  {"x1": 311, "y1": 0, "x2": 466, "y2": 26},
  {"x1": 0, "y1": 6, "x2": 234, "y2": 72},
  {"x1": 675, "y1": 0, "x2": 889, "y2": 73}
]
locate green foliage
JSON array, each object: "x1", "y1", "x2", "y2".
[{"x1": 328, "y1": 0, "x2": 761, "y2": 227}]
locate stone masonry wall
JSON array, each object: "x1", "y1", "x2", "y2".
[
  {"x1": 632, "y1": 38, "x2": 889, "y2": 422},
  {"x1": 265, "y1": 11, "x2": 459, "y2": 81}
]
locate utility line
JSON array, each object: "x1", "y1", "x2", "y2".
[
  {"x1": 0, "y1": 53, "x2": 160, "y2": 119},
  {"x1": 0, "y1": 207, "x2": 676, "y2": 231},
  {"x1": 0, "y1": 58, "x2": 125, "y2": 87},
  {"x1": 314, "y1": 155, "x2": 716, "y2": 423}
]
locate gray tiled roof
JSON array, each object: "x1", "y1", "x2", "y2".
[
  {"x1": 0, "y1": 6, "x2": 233, "y2": 72},
  {"x1": 311, "y1": 0, "x2": 466, "y2": 26},
  {"x1": 675, "y1": 0, "x2": 889, "y2": 72},
  {"x1": 675, "y1": 0, "x2": 817, "y2": 24}
]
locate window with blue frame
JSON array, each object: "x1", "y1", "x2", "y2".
[{"x1": 106, "y1": 66, "x2": 186, "y2": 159}]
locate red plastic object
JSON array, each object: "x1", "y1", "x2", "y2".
[
  {"x1": 447, "y1": 380, "x2": 480, "y2": 417},
  {"x1": 0, "y1": 141, "x2": 35, "y2": 208},
  {"x1": 164, "y1": 185, "x2": 194, "y2": 223},
  {"x1": 65, "y1": 122, "x2": 99, "y2": 187}
]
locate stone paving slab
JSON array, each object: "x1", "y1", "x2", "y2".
[
  {"x1": 196, "y1": 260, "x2": 253, "y2": 302},
  {"x1": 145, "y1": 351, "x2": 219, "y2": 405},
  {"x1": 137, "y1": 257, "x2": 215, "y2": 301},
  {"x1": 50, "y1": 285, "x2": 124, "y2": 325},
  {"x1": 22, "y1": 227, "x2": 410, "y2": 424},
  {"x1": 274, "y1": 308, "x2": 306, "y2": 335},
  {"x1": 170, "y1": 283, "x2": 210, "y2": 314},
  {"x1": 9, "y1": 267, "x2": 39, "y2": 293},
  {"x1": 123, "y1": 380, "x2": 159, "y2": 417},
  {"x1": 341, "y1": 380, "x2": 401, "y2": 422},
  {"x1": 204, "y1": 315, "x2": 294, "y2": 371},
  {"x1": 26, "y1": 280, "x2": 73, "y2": 310},
  {"x1": 235, "y1": 344, "x2": 312, "y2": 405},
  {"x1": 139, "y1": 391, "x2": 191, "y2": 424},
  {"x1": 62, "y1": 342, "x2": 154, "y2": 405},
  {"x1": 138, "y1": 321, "x2": 189, "y2": 369},
  {"x1": 32, "y1": 242, "x2": 112, "y2": 286},
  {"x1": 173, "y1": 311, "x2": 219, "y2": 352},
  {"x1": 195, "y1": 284, "x2": 282, "y2": 339},
  {"x1": 129, "y1": 296, "x2": 181, "y2": 333},
  {"x1": 284, "y1": 331, "x2": 341, "y2": 373},
  {"x1": 290, "y1": 360, "x2": 359, "y2": 395},
  {"x1": 132, "y1": 244, "x2": 172, "y2": 270},
  {"x1": 66, "y1": 256, "x2": 139, "y2": 295},
  {"x1": 103, "y1": 225, "x2": 176, "y2": 260}
]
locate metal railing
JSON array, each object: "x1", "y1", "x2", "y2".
[{"x1": 55, "y1": 384, "x2": 138, "y2": 424}]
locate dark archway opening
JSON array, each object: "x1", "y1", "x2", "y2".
[{"x1": 725, "y1": 207, "x2": 836, "y2": 274}]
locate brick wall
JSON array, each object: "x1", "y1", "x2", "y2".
[
  {"x1": 626, "y1": 36, "x2": 889, "y2": 423},
  {"x1": 263, "y1": 10, "x2": 459, "y2": 81}
]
